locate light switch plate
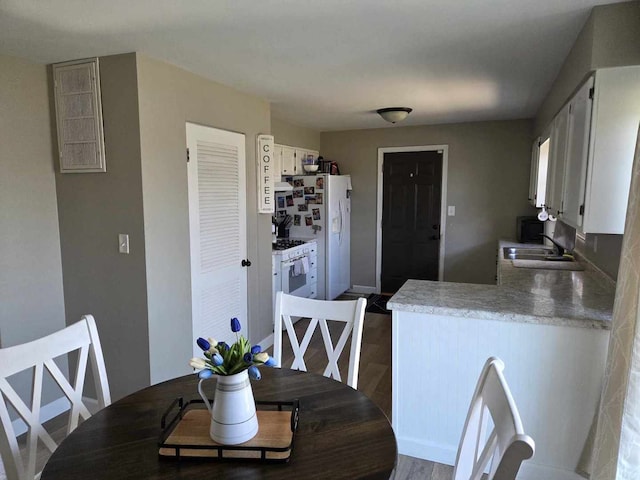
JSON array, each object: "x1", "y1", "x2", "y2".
[
  {"x1": 118, "y1": 234, "x2": 130, "y2": 254},
  {"x1": 447, "y1": 206, "x2": 456, "y2": 216}
]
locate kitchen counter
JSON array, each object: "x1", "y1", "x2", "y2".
[
  {"x1": 389, "y1": 240, "x2": 613, "y2": 478},
  {"x1": 387, "y1": 240, "x2": 615, "y2": 329}
]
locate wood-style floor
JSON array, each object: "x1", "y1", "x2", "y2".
[{"x1": 272, "y1": 305, "x2": 453, "y2": 480}]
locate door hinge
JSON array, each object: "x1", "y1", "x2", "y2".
[
  {"x1": 589, "y1": 87, "x2": 595, "y2": 99},
  {"x1": 579, "y1": 204, "x2": 584, "y2": 215},
  {"x1": 187, "y1": 148, "x2": 190, "y2": 162}
]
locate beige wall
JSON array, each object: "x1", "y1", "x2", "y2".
[
  {"x1": 590, "y1": 1, "x2": 640, "y2": 70},
  {"x1": 535, "y1": 2, "x2": 640, "y2": 136},
  {"x1": 533, "y1": 1, "x2": 640, "y2": 282},
  {"x1": 0, "y1": 54, "x2": 65, "y2": 345},
  {"x1": 54, "y1": 53, "x2": 150, "y2": 401},
  {"x1": 0, "y1": 55, "x2": 66, "y2": 403},
  {"x1": 0, "y1": 54, "x2": 67, "y2": 339},
  {"x1": 576, "y1": 234, "x2": 623, "y2": 280},
  {"x1": 534, "y1": 14, "x2": 595, "y2": 136},
  {"x1": 271, "y1": 116, "x2": 321, "y2": 151},
  {"x1": 321, "y1": 120, "x2": 535, "y2": 287},
  {"x1": 136, "y1": 55, "x2": 272, "y2": 385}
]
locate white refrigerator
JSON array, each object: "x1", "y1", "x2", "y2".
[{"x1": 275, "y1": 174, "x2": 351, "y2": 300}]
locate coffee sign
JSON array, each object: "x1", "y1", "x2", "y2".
[{"x1": 257, "y1": 134, "x2": 274, "y2": 213}]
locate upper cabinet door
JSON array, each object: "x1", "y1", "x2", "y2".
[
  {"x1": 281, "y1": 146, "x2": 296, "y2": 175},
  {"x1": 561, "y1": 77, "x2": 594, "y2": 229},
  {"x1": 546, "y1": 103, "x2": 570, "y2": 216},
  {"x1": 583, "y1": 66, "x2": 640, "y2": 234},
  {"x1": 528, "y1": 138, "x2": 540, "y2": 207}
]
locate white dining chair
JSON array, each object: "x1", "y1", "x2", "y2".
[
  {"x1": 0, "y1": 315, "x2": 111, "y2": 480},
  {"x1": 273, "y1": 291, "x2": 367, "y2": 389},
  {"x1": 453, "y1": 357, "x2": 535, "y2": 480}
]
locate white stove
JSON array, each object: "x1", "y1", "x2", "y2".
[
  {"x1": 272, "y1": 239, "x2": 318, "y2": 308},
  {"x1": 272, "y1": 238, "x2": 308, "y2": 251}
]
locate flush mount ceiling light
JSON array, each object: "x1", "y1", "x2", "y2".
[{"x1": 376, "y1": 107, "x2": 413, "y2": 124}]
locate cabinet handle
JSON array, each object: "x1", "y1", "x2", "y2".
[{"x1": 241, "y1": 259, "x2": 252, "y2": 267}]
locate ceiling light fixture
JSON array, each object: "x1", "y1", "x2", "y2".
[{"x1": 376, "y1": 107, "x2": 413, "y2": 124}]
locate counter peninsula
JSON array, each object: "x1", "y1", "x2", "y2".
[{"x1": 388, "y1": 241, "x2": 615, "y2": 480}]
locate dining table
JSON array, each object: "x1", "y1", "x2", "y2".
[{"x1": 41, "y1": 367, "x2": 397, "y2": 479}]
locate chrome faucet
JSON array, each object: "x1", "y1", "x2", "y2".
[{"x1": 540, "y1": 234, "x2": 566, "y2": 256}]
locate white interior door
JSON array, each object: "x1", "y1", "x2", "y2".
[{"x1": 186, "y1": 123, "x2": 247, "y2": 358}]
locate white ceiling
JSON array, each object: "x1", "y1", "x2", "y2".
[{"x1": 0, "y1": 0, "x2": 625, "y2": 131}]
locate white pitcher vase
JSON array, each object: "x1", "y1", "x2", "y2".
[{"x1": 198, "y1": 369, "x2": 259, "y2": 445}]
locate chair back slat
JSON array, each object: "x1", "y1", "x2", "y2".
[
  {"x1": 273, "y1": 292, "x2": 366, "y2": 389},
  {"x1": 0, "y1": 315, "x2": 111, "y2": 480},
  {"x1": 453, "y1": 357, "x2": 535, "y2": 480}
]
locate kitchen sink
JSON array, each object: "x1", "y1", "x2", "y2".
[{"x1": 502, "y1": 247, "x2": 574, "y2": 262}]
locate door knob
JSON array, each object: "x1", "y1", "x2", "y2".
[{"x1": 241, "y1": 259, "x2": 252, "y2": 267}]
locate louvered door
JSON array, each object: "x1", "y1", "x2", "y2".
[{"x1": 186, "y1": 123, "x2": 247, "y2": 358}]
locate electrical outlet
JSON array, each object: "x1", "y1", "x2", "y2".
[{"x1": 447, "y1": 206, "x2": 456, "y2": 216}]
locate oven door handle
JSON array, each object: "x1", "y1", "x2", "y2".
[{"x1": 283, "y1": 254, "x2": 307, "y2": 267}]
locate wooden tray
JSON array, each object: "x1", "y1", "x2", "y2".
[{"x1": 158, "y1": 399, "x2": 298, "y2": 462}]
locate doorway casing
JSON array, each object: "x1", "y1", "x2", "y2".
[{"x1": 376, "y1": 145, "x2": 448, "y2": 293}]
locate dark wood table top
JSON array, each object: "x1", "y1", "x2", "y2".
[{"x1": 41, "y1": 368, "x2": 397, "y2": 479}]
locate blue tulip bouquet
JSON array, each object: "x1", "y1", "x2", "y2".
[{"x1": 190, "y1": 317, "x2": 275, "y2": 380}]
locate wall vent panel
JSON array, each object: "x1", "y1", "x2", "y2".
[{"x1": 53, "y1": 58, "x2": 106, "y2": 173}]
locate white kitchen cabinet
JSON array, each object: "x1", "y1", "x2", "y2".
[
  {"x1": 582, "y1": 66, "x2": 640, "y2": 234},
  {"x1": 560, "y1": 76, "x2": 594, "y2": 229},
  {"x1": 545, "y1": 102, "x2": 569, "y2": 216},
  {"x1": 281, "y1": 145, "x2": 297, "y2": 176},
  {"x1": 539, "y1": 66, "x2": 640, "y2": 233},
  {"x1": 529, "y1": 138, "x2": 540, "y2": 207},
  {"x1": 294, "y1": 148, "x2": 307, "y2": 174},
  {"x1": 294, "y1": 148, "x2": 319, "y2": 174},
  {"x1": 275, "y1": 144, "x2": 320, "y2": 176},
  {"x1": 529, "y1": 135, "x2": 550, "y2": 208}
]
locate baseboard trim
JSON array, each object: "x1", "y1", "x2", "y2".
[
  {"x1": 11, "y1": 397, "x2": 70, "y2": 436},
  {"x1": 258, "y1": 333, "x2": 274, "y2": 351},
  {"x1": 397, "y1": 435, "x2": 456, "y2": 466},
  {"x1": 350, "y1": 285, "x2": 377, "y2": 294},
  {"x1": 11, "y1": 395, "x2": 104, "y2": 436},
  {"x1": 398, "y1": 435, "x2": 583, "y2": 480}
]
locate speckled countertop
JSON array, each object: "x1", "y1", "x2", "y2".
[{"x1": 387, "y1": 240, "x2": 616, "y2": 329}]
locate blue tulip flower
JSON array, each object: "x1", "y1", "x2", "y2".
[
  {"x1": 248, "y1": 366, "x2": 261, "y2": 380},
  {"x1": 243, "y1": 352, "x2": 253, "y2": 364},
  {"x1": 198, "y1": 369, "x2": 213, "y2": 379},
  {"x1": 230, "y1": 317, "x2": 241, "y2": 333},
  {"x1": 265, "y1": 357, "x2": 276, "y2": 367},
  {"x1": 211, "y1": 353, "x2": 223, "y2": 366},
  {"x1": 196, "y1": 337, "x2": 210, "y2": 351},
  {"x1": 217, "y1": 342, "x2": 230, "y2": 352},
  {"x1": 251, "y1": 345, "x2": 262, "y2": 355}
]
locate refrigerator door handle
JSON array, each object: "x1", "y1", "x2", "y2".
[{"x1": 338, "y1": 199, "x2": 344, "y2": 245}]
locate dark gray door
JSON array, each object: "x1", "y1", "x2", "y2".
[{"x1": 381, "y1": 150, "x2": 442, "y2": 293}]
